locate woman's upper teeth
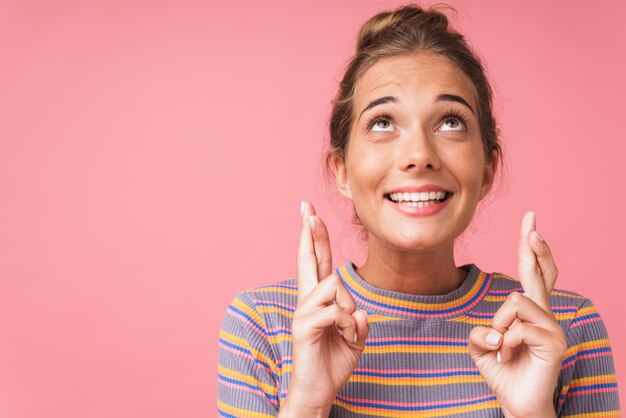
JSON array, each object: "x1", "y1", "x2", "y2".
[{"x1": 389, "y1": 191, "x2": 447, "y2": 202}]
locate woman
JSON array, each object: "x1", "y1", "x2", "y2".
[{"x1": 217, "y1": 4, "x2": 619, "y2": 417}]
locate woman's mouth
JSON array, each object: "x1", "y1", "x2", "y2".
[
  {"x1": 384, "y1": 191, "x2": 453, "y2": 215},
  {"x1": 385, "y1": 191, "x2": 451, "y2": 206}
]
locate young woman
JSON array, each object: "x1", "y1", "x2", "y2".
[{"x1": 217, "y1": 4, "x2": 619, "y2": 417}]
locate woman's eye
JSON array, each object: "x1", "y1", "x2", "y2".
[
  {"x1": 439, "y1": 117, "x2": 465, "y2": 132},
  {"x1": 370, "y1": 118, "x2": 394, "y2": 132}
]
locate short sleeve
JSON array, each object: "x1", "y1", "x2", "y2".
[
  {"x1": 217, "y1": 291, "x2": 280, "y2": 417},
  {"x1": 557, "y1": 298, "x2": 620, "y2": 417}
]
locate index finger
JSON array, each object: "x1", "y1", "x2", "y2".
[
  {"x1": 517, "y1": 210, "x2": 551, "y2": 312},
  {"x1": 296, "y1": 201, "x2": 319, "y2": 306}
]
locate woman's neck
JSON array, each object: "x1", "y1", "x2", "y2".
[{"x1": 355, "y1": 238, "x2": 465, "y2": 296}]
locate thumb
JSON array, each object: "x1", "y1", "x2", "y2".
[{"x1": 468, "y1": 326, "x2": 502, "y2": 365}]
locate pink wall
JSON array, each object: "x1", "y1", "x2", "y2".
[{"x1": 1, "y1": 0, "x2": 624, "y2": 416}]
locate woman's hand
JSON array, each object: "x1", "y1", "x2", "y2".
[
  {"x1": 279, "y1": 201, "x2": 369, "y2": 417},
  {"x1": 468, "y1": 211, "x2": 566, "y2": 418}
]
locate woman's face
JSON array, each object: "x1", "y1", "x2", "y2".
[{"x1": 335, "y1": 52, "x2": 497, "y2": 253}]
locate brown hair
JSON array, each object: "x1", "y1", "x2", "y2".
[{"x1": 324, "y1": 3, "x2": 504, "y2": 220}]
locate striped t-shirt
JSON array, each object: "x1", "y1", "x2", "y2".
[{"x1": 218, "y1": 261, "x2": 620, "y2": 417}]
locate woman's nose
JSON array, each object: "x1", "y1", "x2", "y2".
[{"x1": 399, "y1": 128, "x2": 441, "y2": 172}]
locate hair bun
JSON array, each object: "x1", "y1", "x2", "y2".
[{"x1": 355, "y1": 4, "x2": 450, "y2": 53}]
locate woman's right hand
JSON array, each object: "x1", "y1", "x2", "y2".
[{"x1": 279, "y1": 201, "x2": 369, "y2": 417}]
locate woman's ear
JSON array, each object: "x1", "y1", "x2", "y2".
[
  {"x1": 480, "y1": 149, "x2": 499, "y2": 200},
  {"x1": 332, "y1": 153, "x2": 352, "y2": 200}
]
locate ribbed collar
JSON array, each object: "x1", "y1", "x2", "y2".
[{"x1": 335, "y1": 261, "x2": 492, "y2": 321}]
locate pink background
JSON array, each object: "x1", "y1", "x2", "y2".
[{"x1": 1, "y1": 0, "x2": 624, "y2": 416}]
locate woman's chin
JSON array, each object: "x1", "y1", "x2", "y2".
[{"x1": 376, "y1": 232, "x2": 451, "y2": 253}]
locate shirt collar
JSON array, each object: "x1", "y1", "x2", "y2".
[{"x1": 335, "y1": 261, "x2": 491, "y2": 321}]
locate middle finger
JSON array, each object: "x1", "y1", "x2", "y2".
[{"x1": 297, "y1": 201, "x2": 319, "y2": 306}]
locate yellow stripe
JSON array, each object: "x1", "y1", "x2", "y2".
[
  {"x1": 219, "y1": 330, "x2": 279, "y2": 374},
  {"x1": 267, "y1": 334, "x2": 291, "y2": 344},
  {"x1": 257, "y1": 306, "x2": 294, "y2": 318},
  {"x1": 484, "y1": 290, "x2": 584, "y2": 303},
  {"x1": 339, "y1": 265, "x2": 487, "y2": 312},
  {"x1": 363, "y1": 345, "x2": 468, "y2": 355},
  {"x1": 483, "y1": 295, "x2": 507, "y2": 302},
  {"x1": 565, "y1": 339, "x2": 611, "y2": 359},
  {"x1": 576, "y1": 305, "x2": 598, "y2": 317},
  {"x1": 334, "y1": 398, "x2": 500, "y2": 417},
  {"x1": 217, "y1": 365, "x2": 278, "y2": 396},
  {"x1": 560, "y1": 374, "x2": 618, "y2": 398},
  {"x1": 450, "y1": 312, "x2": 575, "y2": 326},
  {"x1": 231, "y1": 297, "x2": 265, "y2": 327},
  {"x1": 217, "y1": 401, "x2": 275, "y2": 418},
  {"x1": 348, "y1": 375, "x2": 485, "y2": 386},
  {"x1": 569, "y1": 374, "x2": 617, "y2": 389},
  {"x1": 561, "y1": 411, "x2": 621, "y2": 418}
]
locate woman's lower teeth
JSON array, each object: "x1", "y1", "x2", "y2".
[{"x1": 397, "y1": 200, "x2": 439, "y2": 208}]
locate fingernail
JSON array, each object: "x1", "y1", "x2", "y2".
[
  {"x1": 309, "y1": 215, "x2": 316, "y2": 230},
  {"x1": 496, "y1": 351, "x2": 502, "y2": 363},
  {"x1": 300, "y1": 201, "x2": 306, "y2": 215},
  {"x1": 354, "y1": 333, "x2": 358, "y2": 343},
  {"x1": 533, "y1": 231, "x2": 544, "y2": 242},
  {"x1": 486, "y1": 332, "x2": 501, "y2": 346}
]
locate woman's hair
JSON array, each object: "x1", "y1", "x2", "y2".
[{"x1": 323, "y1": 3, "x2": 505, "y2": 234}]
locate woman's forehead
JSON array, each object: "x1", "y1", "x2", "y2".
[{"x1": 354, "y1": 53, "x2": 477, "y2": 109}]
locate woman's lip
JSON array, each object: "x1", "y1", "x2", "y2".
[
  {"x1": 386, "y1": 184, "x2": 451, "y2": 194},
  {"x1": 384, "y1": 194, "x2": 452, "y2": 216}
]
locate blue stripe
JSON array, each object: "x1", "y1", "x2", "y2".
[
  {"x1": 366, "y1": 339, "x2": 468, "y2": 347},
  {"x1": 267, "y1": 328, "x2": 291, "y2": 336},
  {"x1": 338, "y1": 268, "x2": 490, "y2": 315},
  {"x1": 228, "y1": 305, "x2": 267, "y2": 335},
  {"x1": 218, "y1": 374, "x2": 279, "y2": 401},
  {"x1": 563, "y1": 347, "x2": 612, "y2": 365},
  {"x1": 219, "y1": 338, "x2": 252, "y2": 356},
  {"x1": 572, "y1": 313, "x2": 600, "y2": 324},
  {"x1": 217, "y1": 410, "x2": 237, "y2": 418},
  {"x1": 337, "y1": 393, "x2": 497, "y2": 411},
  {"x1": 353, "y1": 370, "x2": 481, "y2": 378},
  {"x1": 569, "y1": 382, "x2": 618, "y2": 393},
  {"x1": 219, "y1": 338, "x2": 279, "y2": 381}
]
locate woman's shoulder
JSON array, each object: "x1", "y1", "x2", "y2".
[{"x1": 227, "y1": 276, "x2": 299, "y2": 316}]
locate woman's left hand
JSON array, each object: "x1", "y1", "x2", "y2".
[{"x1": 468, "y1": 211, "x2": 567, "y2": 418}]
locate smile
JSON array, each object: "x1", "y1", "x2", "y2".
[
  {"x1": 384, "y1": 191, "x2": 452, "y2": 215},
  {"x1": 385, "y1": 191, "x2": 450, "y2": 205}
]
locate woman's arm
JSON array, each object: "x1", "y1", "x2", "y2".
[
  {"x1": 217, "y1": 292, "x2": 280, "y2": 417},
  {"x1": 557, "y1": 298, "x2": 620, "y2": 416}
]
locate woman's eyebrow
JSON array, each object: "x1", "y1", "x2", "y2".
[
  {"x1": 359, "y1": 93, "x2": 475, "y2": 121},
  {"x1": 435, "y1": 93, "x2": 475, "y2": 114},
  {"x1": 359, "y1": 96, "x2": 399, "y2": 120}
]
